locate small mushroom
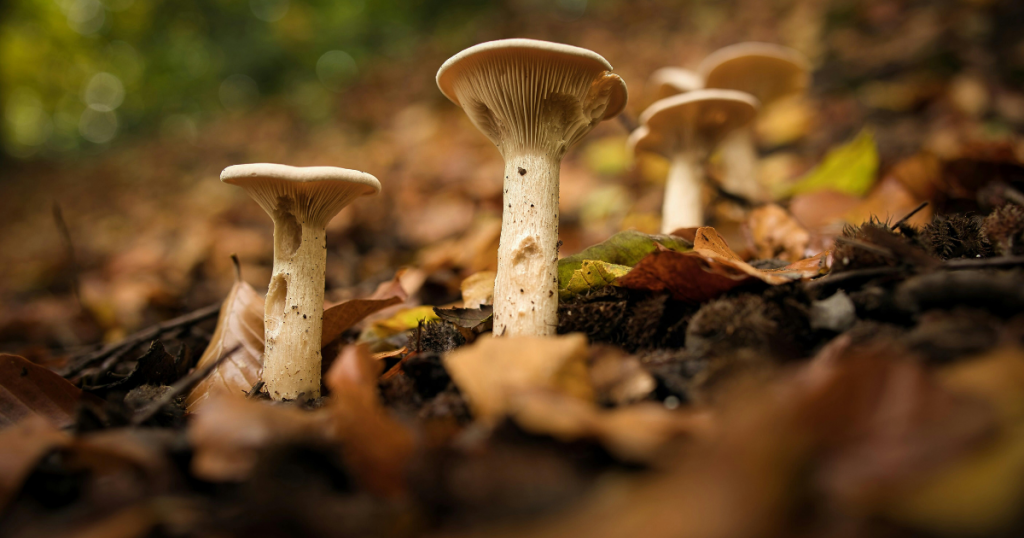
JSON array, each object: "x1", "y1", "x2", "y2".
[
  {"x1": 629, "y1": 90, "x2": 759, "y2": 233},
  {"x1": 221, "y1": 164, "x2": 380, "y2": 401},
  {"x1": 436, "y1": 39, "x2": 627, "y2": 337},
  {"x1": 699, "y1": 42, "x2": 810, "y2": 202},
  {"x1": 648, "y1": 67, "x2": 703, "y2": 101}
]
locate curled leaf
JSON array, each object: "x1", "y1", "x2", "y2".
[
  {"x1": 0, "y1": 354, "x2": 98, "y2": 429},
  {"x1": 322, "y1": 274, "x2": 408, "y2": 346}
]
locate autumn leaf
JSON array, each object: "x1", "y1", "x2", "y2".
[
  {"x1": 558, "y1": 260, "x2": 632, "y2": 300},
  {"x1": 746, "y1": 204, "x2": 811, "y2": 261},
  {"x1": 557, "y1": 230, "x2": 692, "y2": 299},
  {"x1": 0, "y1": 416, "x2": 71, "y2": 511},
  {"x1": 321, "y1": 273, "x2": 408, "y2": 346},
  {"x1": 776, "y1": 129, "x2": 879, "y2": 198},
  {"x1": 358, "y1": 305, "x2": 439, "y2": 352},
  {"x1": 0, "y1": 354, "x2": 99, "y2": 429},
  {"x1": 433, "y1": 305, "x2": 493, "y2": 329},
  {"x1": 443, "y1": 334, "x2": 594, "y2": 424},
  {"x1": 185, "y1": 272, "x2": 265, "y2": 411}
]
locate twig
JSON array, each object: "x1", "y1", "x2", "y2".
[
  {"x1": 944, "y1": 256, "x2": 1024, "y2": 269},
  {"x1": 805, "y1": 267, "x2": 902, "y2": 290},
  {"x1": 52, "y1": 202, "x2": 81, "y2": 309},
  {"x1": 63, "y1": 303, "x2": 221, "y2": 377},
  {"x1": 616, "y1": 112, "x2": 637, "y2": 133},
  {"x1": 891, "y1": 202, "x2": 928, "y2": 231},
  {"x1": 130, "y1": 344, "x2": 241, "y2": 425},
  {"x1": 833, "y1": 236, "x2": 895, "y2": 258}
]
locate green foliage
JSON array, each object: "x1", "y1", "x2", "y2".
[
  {"x1": 775, "y1": 129, "x2": 879, "y2": 198},
  {"x1": 0, "y1": 0, "x2": 492, "y2": 158}
]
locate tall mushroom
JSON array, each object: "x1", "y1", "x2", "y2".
[
  {"x1": 436, "y1": 39, "x2": 627, "y2": 337},
  {"x1": 221, "y1": 164, "x2": 380, "y2": 401},
  {"x1": 699, "y1": 42, "x2": 809, "y2": 202},
  {"x1": 649, "y1": 67, "x2": 703, "y2": 101},
  {"x1": 629, "y1": 89, "x2": 759, "y2": 233}
]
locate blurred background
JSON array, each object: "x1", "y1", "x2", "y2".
[{"x1": 2, "y1": 0, "x2": 1023, "y2": 356}]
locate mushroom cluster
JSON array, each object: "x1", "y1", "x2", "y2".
[
  {"x1": 218, "y1": 39, "x2": 815, "y2": 400},
  {"x1": 634, "y1": 42, "x2": 810, "y2": 231}
]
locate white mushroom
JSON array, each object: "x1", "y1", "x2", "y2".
[
  {"x1": 699, "y1": 42, "x2": 810, "y2": 203},
  {"x1": 436, "y1": 39, "x2": 627, "y2": 337},
  {"x1": 221, "y1": 164, "x2": 380, "y2": 401},
  {"x1": 648, "y1": 67, "x2": 703, "y2": 101},
  {"x1": 629, "y1": 90, "x2": 759, "y2": 233}
]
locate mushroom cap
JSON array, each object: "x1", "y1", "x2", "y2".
[
  {"x1": 436, "y1": 38, "x2": 628, "y2": 156},
  {"x1": 699, "y1": 42, "x2": 810, "y2": 107},
  {"x1": 649, "y1": 67, "x2": 704, "y2": 101},
  {"x1": 221, "y1": 163, "x2": 380, "y2": 226},
  {"x1": 629, "y1": 89, "x2": 759, "y2": 158}
]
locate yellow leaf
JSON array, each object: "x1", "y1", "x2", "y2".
[
  {"x1": 558, "y1": 260, "x2": 632, "y2": 300},
  {"x1": 776, "y1": 129, "x2": 878, "y2": 198}
]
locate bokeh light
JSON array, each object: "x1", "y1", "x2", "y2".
[{"x1": 316, "y1": 50, "x2": 358, "y2": 93}]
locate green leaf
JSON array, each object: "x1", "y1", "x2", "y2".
[
  {"x1": 559, "y1": 260, "x2": 632, "y2": 300},
  {"x1": 776, "y1": 129, "x2": 879, "y2": 198},
  {"x1": 557, "y1": 230, "x2": 692, "y2": 299}
]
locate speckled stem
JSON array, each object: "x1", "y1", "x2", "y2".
[
  {"x1": 661, "y1": 152, "x2": 704, "y2": 233},
  {"x1": 262, "y1": 206, "x2": 327, "y2": 401},
  {"x1": 493, "y1": 153, "x2": 561, "y2": 337}
]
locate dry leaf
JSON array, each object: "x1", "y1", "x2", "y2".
[
  {"x1": 0, "y1": 416, "x2": 71, "y2": 511},
  {"x1": 324, "y1": 344, "x2": 415, "y2": 497},
  {"x1": 184, "y1": 275, "x2": 264, "y2": 411},
  {"x1": 461, "y1": 271, "x2": 496, "y2": 308},
  {"x1": 588, "y1": 346, "x2": 656, "y2": 405},
  {"x1": 746, "y1": 204, "x2": 811, "y2": 261},
  {"x1": 321, "y1": 273, "x2": 408, "y2": 345},
  {"x1": 0, "y1": 354, "x2": 98, "y2": 429},
  {"x1": 443, "y1": 334, "x2": 593, "y2": 424}
]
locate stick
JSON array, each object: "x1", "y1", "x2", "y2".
[
  {"x1": 891, "y1": 202, "x2": 929, "y2": 231},
  {"x1": 52, "y1": 202, "x2": 81, "y2": 309},
  {"x1": 63, "y1": 303, "x2": 221, "y2": 377}
]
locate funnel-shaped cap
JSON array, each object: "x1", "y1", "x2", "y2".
[
  {"x1": 436, "y1": 38, "x2": 628, "y2": 157},
  {"x1": 629, "y1": 89, "x2": 759, "y2": 158},
  {"x1": 699, "y1": 42, "x2": 810, "y2": 107},
  {"x1": 222, "y1": 164, "x2": 380, "y2": 227}
]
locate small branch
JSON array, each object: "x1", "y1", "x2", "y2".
[
  {"x1": 891, "y1": 202, "x2": 928, "y2": 231},
  {"x1": 131, "y1": 344, "x2": 241, "y2": 425},
  {"x1": 52, "y1": 202, "x2": 81, "y2": 309},
  {"x1": 63, "y1": 303, "x2": 221, "y2": 377},
  {"x1": 944, "y1": 256, "x2": 1024, "y2": 269}
]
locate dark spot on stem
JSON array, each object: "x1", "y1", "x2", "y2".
[{"x1": 518, "y1": 167, "x2": 527, "y2": 176}]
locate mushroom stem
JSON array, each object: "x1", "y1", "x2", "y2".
[
  {"x1": 661, "y1": 152, "x2": 704, "y2": 233},
  {"x1": 263, "y1": 207, "x2": 328, "y2": 401},
  {"x1": 494, "y1": 152, "x2": 561, "y2": 336},
  {"x1": 718, "y1": 127, "x2": 768, "y2": 202}
]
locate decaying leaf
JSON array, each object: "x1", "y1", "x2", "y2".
[
  {"x1": 324, "y1": 344, "x2": 415, "y2": 497},
  {"x1": 509, "y1": 390, "x2": 710, "y2": 462},
  {"x1": 776, "y1": 129, "x2": 879, "y2": 198},
  {"x1": 557, "y1": 230, "x2": 691, "y2": 290},
  {"x1": 588, "y1": 346, "x2": 657, "y2": 405},
  {"x1": 558, "y1": 260, "x2": 632, "y2": 300},
  {"x1": 443, "y1": 334, "x2": 594, "y2": 424},
  {"x1": 461, "y1": 271, "x2": 496, "y2": 308},
  {"x1": 359, "y1": 305, "x2": 439, "y2": 352},
  {"x1": 433, "y1": 305, "x2": 493, "y2": 329},
  {"x1": 0, "y1": 416, "x2": 72, "y2": 511},
  {"x1": 321, "y1": 273, "x2": 408, "y2": 346},
  {"x1": 0, "y1": 354, "x2": 98, "y2": 429},
  {"x1": 185, "y1": 274, "x2": 265, "y2": 411},
  {"x1": 746, "y1": 204, "x2": 811, "y2": 261}
]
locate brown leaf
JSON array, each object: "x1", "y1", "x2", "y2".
[
  {"x1": 443, "y1": 334, "x2": 594, "y2": 424},
  {"x1": 324, "y1": 344, "x2": 415, "y2": 497},
  {"x1": 0, "y1": 354, "x2": 97, "y2": 429},
  {"x1": 0, "y1": 416, "x2": 71, "y2": 511},
  {"x1": 745, "y1": 204, "x2": 811, "y2": 261},
  {"x1": 433, "y1": 305, "x2": 493, "y2": 329},
  {"x1": 321, "y1": 274, "x2": 408, "y2": 346},
  {"x1": 184, "y1": 276, "x2": 265, "y2": 411}
]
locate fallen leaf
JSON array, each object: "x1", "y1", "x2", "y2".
[
  {"x1": 509, "y1": 390, "x2": 711, "y2": 462},
  {"x1": 433, "y1": 305, "x2": 493, "y2": 329},
  {"x1": 558, "y1": 260, "x2": 632, "y2": 300},
  {"x1": 746, "y1": 204, "x2": 811, "y2": 261},
  {"x1": 358, "y1": 305, "x2": 439, "y2": 352},
  {"x1": 588, "y1": 346, "x2": 656, "y2": 405},
  {"x1": 184, "y1": 273, "x2": 265, "y2": 411},
  {"x1": 321, "y1": 273, "x2": 408, "y2": 345},
  {"x1": 461, "y1": 271, "x2": 496, "y2": 308},
  {"x1": 776, "y1": 129, "x2": 879, "y2": 198},
  {"x1": 0, "y1": 416, "x2": 71, "y2": 511},
  {"x1": 0, "y1": 354, "x2": 97, "y2": 429},
  {"x1": 324, "y1": 344, "x2": 415, "y2": 497},
  {"x1": 557, "y1": 230, "x2": 691, "y2": 291},
  {"x1": 87, "y1": 340, "x2": 188, "y2": 392},
  {"x1": 443, "y1": 334, "x2": 594, "y2": 424}
]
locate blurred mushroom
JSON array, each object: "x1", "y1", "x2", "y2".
[
  {"x1": 221, "y1": 164, "x2": 380, "y2": 401},
  {"x1": 629, "y1": 90, "x2": 759, "y2": 232},
  {"x1": 436, "y1": 38, "x2": 627, "y2": 336},
  {"x1": 699, "y1": 42, "x2": 810, "y2": 202},
  {"x1": 649, "y1": 67, "x2": 703, "y2": 101}
]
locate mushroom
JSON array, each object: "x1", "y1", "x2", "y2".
[
  {"x1": 648, "y1": 67, "x2": 703, "y2": 101},
  {"x1": 628, "y1": 89, "x2": 759, "y2": 233},
  {"x1": 436, "y1": 39, "x2": 627, "y2": 337},
  {"x1": 698, "y1": 42, "x2": 810, "y2": 202},
  {"x1": 221, "y1": 163, "x2": 380, "y2": 401}
]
